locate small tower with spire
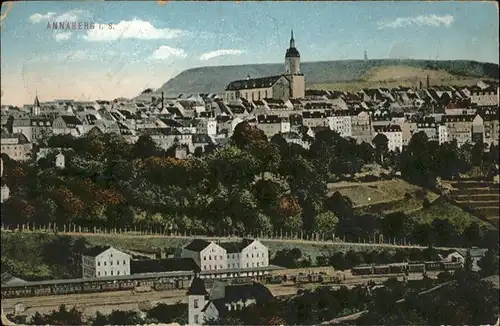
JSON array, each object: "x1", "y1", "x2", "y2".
[
  {"x1": 364, "y1": 50, "x2": 368, "y2": 61},
  {"x1": 32, "y1": 92, "x2": 41, "y2": 116},
  {"x1": 285, "y1": 29, "x2": 305, "y2": 99}
]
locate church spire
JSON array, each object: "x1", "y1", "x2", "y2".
[
  {"x1": 290, "y1": 29, "x2": 295, "y2": 48},
  {"x1": 34, "y1": 91, "x2": 40, "y2": 107}
]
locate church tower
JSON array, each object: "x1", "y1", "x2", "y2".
[
  {"x1": 187, "y1": 277, "x2": 208, "y2": 325},
  {"x1": 285, "y1": 29, "x2": 305, "y2": 99},
  {"x1": 32, "y1": 93, "x2": 41, "y2": 116}
]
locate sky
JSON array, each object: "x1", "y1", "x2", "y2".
[{"x1": 1, "y1": 1, "x2": 498, "y2": 106}]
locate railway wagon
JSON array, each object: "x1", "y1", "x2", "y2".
[
  {"x1": 389, "y1": 263, "x2": 408, "y2": 274},
  {"x1": 424, "y1": 261, "x2": 442, "y2": 271},
  {"x1": 407, "y1": 263, "x2": 425, "y2": 273},
  {"x1": 293, "y1": 274, "x2": 312, "y2": 284},
  {"x1": 52, "y1": 283, "x2": 82, "y2": 295},
  {"x1": 118, "y1": 280, "x2": 136, "y2": 291},
  {"x1": 373, "y1": 265, "x2": 390, "y2": 275},
  {"x1": 319, "y1": 275, "x2": 340, "y2": 284},
  {"x1": 153, "y1": 281, "x2": 175, "y2": 291},
  {"x1": 441, "y1": 261, "x2": 462, "y2": 270},
  {"x1": 33, "y1": 286, "x2": 52, "y2": 297},
  {"x1": 266, "y1": 276, "x2": 283, "y2": 284},
  {"x1": 351, "y1": 266, "x2": 373, "y2": 276},
  {"x1": 1, "y1": 270, "x2": 195, "y2": 299}
]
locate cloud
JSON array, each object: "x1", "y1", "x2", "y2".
[
  {"x1": 29, "y1": 12, "x2": 56, "y2": 23},
  {"x1": 199, "y1": 49, "x2": 244, "y2": 61},
  {"x1": 29, "y1": 10, "x2": 89, "y2": 24},
  {"x1": 377, "y1": 14, "x2": 454, "y2": 29},
  {"x1": 54, "y1": 32, "x2": 72, "y2": 42},
  {"x1": 58, "y1": 50, "x2": 92, "y2": 61},
  {"x1": 55, "y1": 9, "x2": 88, "y2": 22},
  {"x1": 151, "y1": 45, "x2": 187, "y2": 60},
  {"x1": 83, "y1": 19, "x2": 184, "y2": 41}
]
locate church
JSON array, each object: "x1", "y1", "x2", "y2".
[{"x1": 224, "y1": 30, "x2": 305, "y2": 102}]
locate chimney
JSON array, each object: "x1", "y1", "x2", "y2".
[
  {"x1": 426, "y1": 74, "x2": 430, "y2": 88},
  {"x1": 161, "y1": 91, "x2": 164, "y2": 110},
  {"x1": 419, "y1": 81, "x2": 423, "y2": 90}
]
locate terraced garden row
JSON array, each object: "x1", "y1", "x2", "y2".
[{"x1": 447, "y1": 181, "x2": 499, "y2": 227}]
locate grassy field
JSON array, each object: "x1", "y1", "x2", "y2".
[
  {"x1": 310, "y1": 66, "x2": 495, "y2": 92},
  {"x1": 409, "y1": 200, "x2": 496, "y2": 232},
  {"x1": 327, "y1": 179, "x2": 439, "y2": 208}
]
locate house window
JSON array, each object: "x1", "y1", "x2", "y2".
[
  {"x1": 194, "y1": 299, "x2": 199, "y2": 308},
  {"x1": 203, "y1": 265, "x2": 206, "y2": 270},
  {"x1": 246, "y1": 254, "x2": 249, "y2": 258},
  {"x1": 98, "y1": 272, "x2": 100, "y2": 276},
  {"x1": 215, "y1": 256, "x2": 217, "y2": 260},
  {"x1": 117, "y1": 260, "x2": 120, "y2": 265},
  {"x1": 105, "y1": 271, "x2": 107, "y2": 276},
  {"x1": 209, "y1": 255, "x2": 212, "y2": 260},
  {"x1": 265, "y1": 90, "x2": 268, "y2": 98},
  {"x1": 257, "y1": 262, "x2": 260, "y2": 267},
  {"x1": 104, "y1": 262, "x2": 106, "y2": 266},
  {"x1": 252, "y1": 254, "x2": 254, "y2": 258},
  {"x1": 257, "y1": 253, "x2": 259, "y2": 258},
  {"x1": 111, "y1": 271, "x2": 113, "y2": 276},
  {"x1": 110, "y1": 261, "x2": 113, "y2": 266},
  {"x1": 220, "y1": 265, "x2": 222, "y2": 269},
  {"x1": 220, "y1": 255, "x2": 222, "y2": 260},
  {"x1": 123, "y1": 260, "x2": 126, "y2": 265},
  {"x1": 204, "y1": 256, "x2": 206, "y2": 261},
  {"x1": 247, "y1": 263, "x2": 249, "y2": 267},
  {"x1": 195, "y1": 315, "x2": 200, "y2": 324},
  {"x1": 98, "y1": 262, "x2": 100, "y2": 267}
]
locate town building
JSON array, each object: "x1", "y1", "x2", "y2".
[
  {"x1": 55, "y1": 152, "x2": 65, "y2": 169},
  {"x1": 256, "y1": 115, "x2": 291, "y2": 138},
  {"x1": 219, "y1": 239, "x2": 269, "y2": 270},
  {"x1": 81, "y1": 246, "x2": 131, "y2": 278},
  {"x1": 470, "y1": 85, "x2": 499, "y2": 107},
  {"x1": 327, "y1": 110, "x2": 352, "y2": 138},
  {"x1": 351, "y1": 110, "x2": 372, "y2": 144},
  {"x1": 0, "y1": 133, "x2": 33, "y2": 161},
  {"x1": 181, "y1": 239, "x2": 270, "y2": 273},
  {"x1": 442, "y1": 114, "x2": 475, "y2": 147},
  {"x1": 373, "y1": 124, "x2": 403, "y2": 152},
  {"x1": 181, "y1": 240, "x2": 228, "y2": 272},
  {"x1": 187, "y1": 277, "x2": 273, "y2": 325}
]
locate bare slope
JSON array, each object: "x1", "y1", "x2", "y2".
[{"x1": 157, "y1": 59, "x2": 499, "y2": 96}]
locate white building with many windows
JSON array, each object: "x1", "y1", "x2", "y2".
[
  {"x1": 373, "y1": 124, "x2": 403, "y2": 152},
  {"x1": 181, "y1": 239, "x2": 269, "y2": 273},
  {"x1": 81, "y1": 246, "x2": 131, "y2": 278},
  {"x1": 181, "y1": 240, "x2": 228, "y2": 272}
]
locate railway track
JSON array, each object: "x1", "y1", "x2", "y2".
[{"x1": 2, "y1": 272, "x2": 438, "y2": 317}]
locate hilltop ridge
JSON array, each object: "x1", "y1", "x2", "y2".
[{"x1": 157, "y1": 59, "x2": 499, "y2": 96}]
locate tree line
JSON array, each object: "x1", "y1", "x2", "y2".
[{"x1": 1, "y1": 122, "x2": 498, "y2": 249}]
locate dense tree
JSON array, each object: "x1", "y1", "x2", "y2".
[
  {"x1": 477, "y1": 248, "x2": 499, "y2": 277},
  {"x1": 372, "y1": 133, "x2": 389, "y2": 164}
]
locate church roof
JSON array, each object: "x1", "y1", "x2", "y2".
[
  {"x1": 225, "y1": 75, "x2": 288, "y2": 91},
  {"x1": 285, "y1": 47, "x2": 300, "y2": 58},
  {"x1": 187, "y1": 277, "x2": 208, "y2": 296}
]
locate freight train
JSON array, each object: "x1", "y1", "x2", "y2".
[
  {"x1": 291, "y1": 273, "x2": 341, "y2": 285},
  {"x1": 1, "y1": 271, "x2": 195, "y2": 299},
  {"x1": 351, "y1": 261, "x2": 462, "y2": 276}
]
